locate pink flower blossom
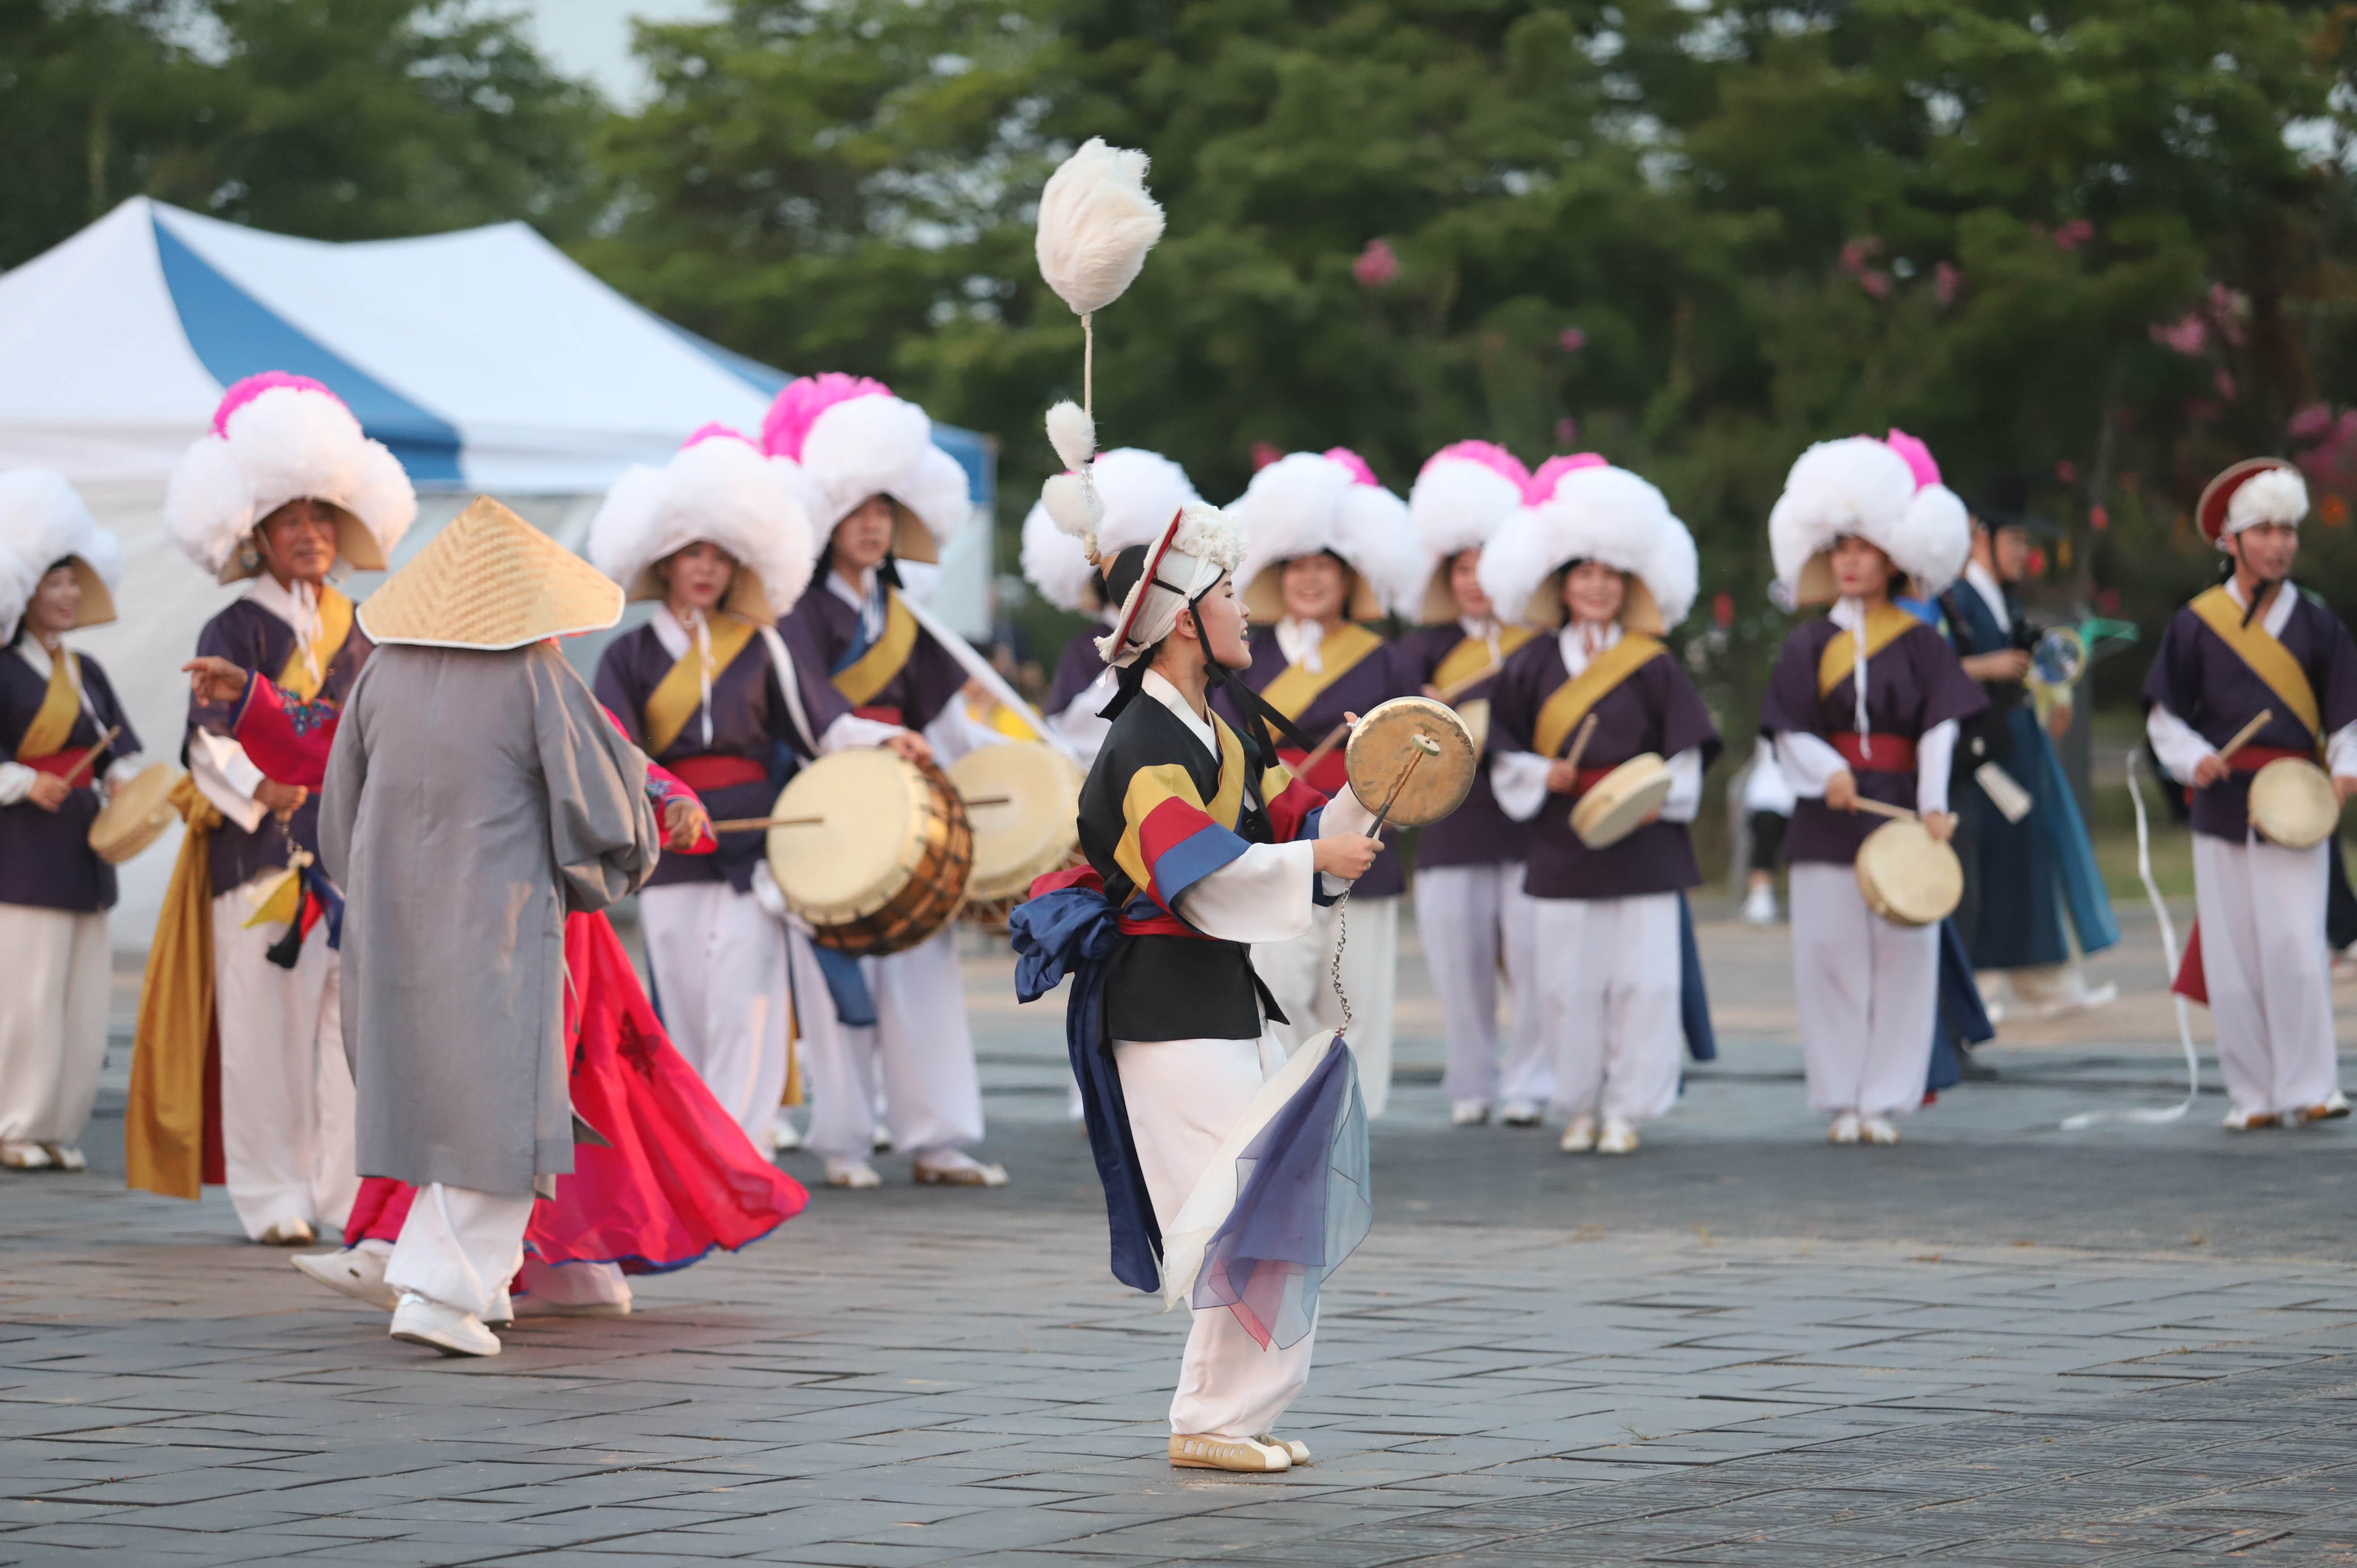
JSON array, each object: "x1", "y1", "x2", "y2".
[
  {"x1": 1250, "y1": 441, "x2": 1283, "y2": 471},
  {"x1": 2150, "y1": 315, "x2": 2207, "y2": 357},
  {"x1": 2054, "y1": 459, "x2": 2078, "y2": 485},
  {"x1": 2213, "y1": 368, "x2": 2237, "y2": 402},
  {"x1": 1558, "y1": 326, "x2": 1588, "y2": 352},
  {"x1": 1554, "y1": 417, "x2": 1580, "y2": 445},
  {"x1": 1858, "y1": 270, "x2": 1892, "y2": 300},
  {"x1": 2291, "y1": 403, "x2": 2336, "y2": 441},
  {"x1": 1712, "y1": 591, "x2": 1735, "y2": 629},
  {"x1": 2089, "y1": 505, "x2": 2109, "y2": 532},
  {"x1": 1839, "y1": 237, "x2": 1879, "y2": 272},
  {"x1": 2185, "y1": 399, "x2": 2222, "y2": 426},
  {"x1": 2052, "y1": 219, "x2": 2094, "y2": 252},
  {"x1": 1934, "y1": 262, "x2": 1961, "y2": 308},
  {"x1": 1352, "y1": 238, "x2": 1398, "y2": 288}
]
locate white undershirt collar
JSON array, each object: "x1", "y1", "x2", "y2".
[
  {"x1": 2223, "y1": 575, "x2": 2299, "y2": 638},
  {"x1": 1963, "y1": 561, "x2": 2010, "y2": 633},
  {"x1": 1556, "y1": 618, "x2": 1621, "y2": 678}
]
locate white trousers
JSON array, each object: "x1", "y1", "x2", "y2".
[
  {"x1": 212, "y1": 894, "x2": 356, "y2": 1239},
  {"x1": 2193, "y1": 833, "x2": 2340, "y2": 1117},
  {"x1": 790, "y1": 927, "x2": 984, "y2": 1162},
  {"x1": 1113, "y1": 1033, "x2": 1314, "y2": 1440},
  {"x1": 386, "y1": 1183, "x2": 534, "y2": 1322},
  {"x1": 640, "y1": 881, "x2": 789, "y2": 1141},
  {"x1": 1414, "y1": 866, "x2": 1551, "y2": 1107},
  {"x1": 1532, "y1": 893, "x2": 1684, "y2": 1125},
  {"x1": 1789, "y1": 864, "x2": 1938, "y2": 1118},
  {"x1": 1256, "y1": 894, "x2": 1398, "y2": 1118},
  {"x1": 0, "y1": 904, "x2": 109, "y2": 1147}
]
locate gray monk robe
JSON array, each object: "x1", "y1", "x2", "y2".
[{"x1": 320, "y1": 641, "x2": 659, "y2": 1198}]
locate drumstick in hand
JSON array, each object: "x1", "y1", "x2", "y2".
[
  {"x1": 1850, "y1": 796, "x2": 1918, "y2": 823},
  {"x1": 1431, "y1": 659, "x2": 1503, "y2": 705},
  {"x1": 2212, "y1": 709, "x2": 2273, "y2": 770},
  {"x1": 58, "y1": 726, "x2": 121, "y2": 789},
  {"x1": 1560, "y1": 713, "x2": 1599, "y2": 777}
]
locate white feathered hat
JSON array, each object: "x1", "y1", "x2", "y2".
[
  {"x1": 0, "y1": 469, "x2": 121, "y2": 643},
  {"x1": 1480, "y1": 456, "x2": 1699, "y2": 635},
  {"x1": 588, "y1": 425, "x2": 818, "y2": 621},
  {"x1": 1229, "y1": 449, "x2": 1423, "y2": 624},
  {"x1": 1769, "y1": 429, "x2": 1971, "y2": 603},
  {"x1": 165, "y1": 373, "x2": 416, "y2": 585},
  {"x1": 1021, "y1": 447, "x2": 1198, "y2": 615},
  {"x1": 2198, "y1": 457, "x2": 2308, "y2": 545},
  {"x1": 1408, "y1": 441, "x2": 1530, "y2": 625},
  {"x1": 760, "y1": 374, "x2": 969, "y2": 564},
  {"x1": 1095, "y1": 500, "x2": 1248, "y2": 670}
]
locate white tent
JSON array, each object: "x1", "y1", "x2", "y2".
[{"x1": 0, "y1": 197, "x2": 999, "y2": 949}]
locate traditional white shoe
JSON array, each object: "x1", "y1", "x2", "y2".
[
  {"x1": 764, "y1": 1113, "x2": 802, "y2": 1154},
  {"x1": 1596, "y1": 1118, "x2": 1640, "y2": 1155},
  {"x1": 1559, "y1": 1116, "x2": 1597, "y2": 1154},
  {"x1": 516, "y1": 1295, "x2": 631, "y2": 1318},
  {"x1": 2036, "y1": 982, "x2": 2118, "y2": 1019},
  {"x1": 914, "y1": 1151, "x2": 1010, "y2": 1187},
  {"x1": 0, "y1": 1141, "x2": 52, "y2": 1170},
  {"x1": 2223, "y1": 1106, "x2": 2279, "y2": 1131},
  {"x1": 871, "y1": 1127, "x2": 894, "y2": 1152},
  {"x1": 1499, "y1": 1099, "x2": 1544, "y2": 1127},
  {"x1": 259, "y1": 1217, "x2": 314, "y2": 1246},
  {"x1": 292, "y1": 1250, "x2": 398, "y2": 1311},
  {"x1": 1253, "y1": 1433, "x2": 1312, "y2": 1465},
  {"x1": 826, "y1": 1158, "x2": 884, "y2": 1188},
  {"x1": 1450, "y1": 1100, "x2": 1492, "y2": 1127},
  {"x1": 2295, "y1": 1091, "x2": 2352, "y2": 1124},
  {"x1": 389, "y1": 1291, "x2": 500, "y2": 1357},
  {"x1": 1741, "y1": 883, "x2": 1779, "y2": 926},
  {"x1": 1168, "y1": 1433, "x2": 1290, "y2": 1472},
  {"x1": 1861, "y1": 1115, "x2": 1901, "y2": 1146},
  {"x1": 39, "y1": 1144, "x2": 86, "y2": 1173},
  {"x1": 1827, "y1": 1112, "x2": 1861, "y2": 1145}
]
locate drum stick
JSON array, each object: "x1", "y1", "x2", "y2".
[
  {"x1": 709, "y1": 815, "x2": 827, "y2": 832},
  {"x1": 58, "y1": 726, "x2": 121, "y2": 788},
  {"x1": 1559, "y1": 713, "x2": 1599, "y2": 776},
  {"x1": 1365, "y1": 735, "x2": 1441, "y2": 840},
  {"x1": 1292, "y1": 720, "x2": 1352, "y2": 781},
  {"x1": 1850, "y1": 796, "x2": 1918, "y2": 822},
  {"x1": 2211, "y1": 709, "x2": 2273, "y2": 769},
  {"x1": 1432, "y1": 659, "x2": 1503, "y2": 705},
  {"x1": 959, "y1": 795, "x2": 1013, "y2": 809}
]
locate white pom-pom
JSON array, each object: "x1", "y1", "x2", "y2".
[
  {"x1": 1035, "y1": 139, "x2": 1165, "y2": 318},
  {"x1": 1041, "y1": 471, "x2": 1103, "y2": 542},
  {"x1": 1046, "y1": 400, "x2": 1096, "y2": 471}
]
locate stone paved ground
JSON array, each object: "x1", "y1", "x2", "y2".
[{"x1": 12, "y1": 906, "x2": 2357, "y2": 1566}]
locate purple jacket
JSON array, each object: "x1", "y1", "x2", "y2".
[
  {"x1": 0, "y1": 645, "x2": 140, "y2": 913},
  {"x1": 782, "y1": 582, "x2": 967, "y2": 734},
  {"x1": 1392, "y1": 623, "x2": 1528, "y2": 869}
]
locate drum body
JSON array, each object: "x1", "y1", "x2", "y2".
[
  {"x1": 1343, "y1": 697, "x2": 1477, "y2": 827},
  {"x1": 88, "y1": 763, "x2": 181, "y2": 864},
  {"x1": 950, "y1": 742, "x2": 1084, "y2": 930},
  {"x1": 1854, "y1": 819, "x2": 1963, "y2": 927},
  {"x1": 765, "y1": 750, "x2": 973, "y2": 958},
  {"x1": 1569, "y1": 754, "x2": 1673, "y2": 849},
  {"x1": 2249, "y1": 756, "x2": 2338, "y2": 849}
]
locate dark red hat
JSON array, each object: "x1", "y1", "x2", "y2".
[{"x1": 2196, "y1": 457, "x2": 2300, "y2": 545}]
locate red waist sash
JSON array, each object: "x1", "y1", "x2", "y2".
[
  {"x1": 1832, "y1": 733, "x2": 1918, "y2": 773},
  {"x1": 669, "y1": 755, "x2": 767, "y2": 792},
  {"x1": 1117, "y1": 910, "x2": 1200, "y2": 939},
  {"x1": 2230, "y1": 745, "x2": 2316, "y2": 773},
  {"x1": 21, "y1": 747, "x2": 99, "y2": 785},
  {"x1": 1565, "y1": 765, "x2": 1615, "y2": 799},
  {"x1": 853, "y1": 704, "x2": 904, "y2": 726}
]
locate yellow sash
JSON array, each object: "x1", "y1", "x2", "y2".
[
  {"x1": 1533, "y1": 634, "x2": 1665, "y2": 759},
  {"x1": 831, "y1": 590, "x2": 921, "y2": 708},
  {"x1": 1432, "y1": 627, "x2": 1535, "y2": 693},
  {"x1": 1816, "y1": 603, "x2": 1919, "y2": 700},
  {"x1": 643, "y1": 613, "x2": 759, "y2": 756},
  {"x1": 2189, "y1": 585, "x2": 2323, "y2": 742},
  {"x1": 126, "y1": 776, "x2": 223, "y2": 1202},
  {"x1": 274, "y1": 586, "x2": 354, "y2": 705},
  {"x1": 14, "y1": 647, "x2": 79, "y2": 761},
  {"x1": 1261, "y1": 623, "x2": 1385, "y2": 719}
]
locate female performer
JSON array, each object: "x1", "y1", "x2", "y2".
[
  {"x1": 0, "y1": 472, "x2": 143, "y2": 1171},
  {"x1": 1483, "y1": 458, "x2": 1717, "y2": 1155},
  {"x1": 1393, "y1": 442, "x2": 1549, "y2": 1127},
  {"x1": 1216, "y1": 449, "x2": 1423, "y2": 1114},
  {"x1": 1759, "y1": 433, "x2": 1984, "y2": 1145}
]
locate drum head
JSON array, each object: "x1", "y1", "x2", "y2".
[
  {"x1": 949, "y1": 742, "x2": 1083, "y2": 902},
  {"x1": 89, "y1": 762, "x2": 180, "y2": 863},
  {"x1": 766, "y1": 749, "x2": 926, "y2": 924},
  {"x1": 2250, "y1": 757, "x2": 2338, "y2": 849},
  {"x1": 1343, "y1": 697, "x2": 1477, "y2": 828},
  {"x1": 1570, "y1": 755, "x2": 1673, "y2": 849},
  {"x1": 1854, "y1": 819, "x2": 1963, "y2": 927}
]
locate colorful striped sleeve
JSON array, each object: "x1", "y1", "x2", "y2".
[
  {"x1": 1261, "y1": 766, "x2": 1328, "y2": 846},
  {"x1": 1114, "y1": 762, "x2": 1254, "y2": 924}
]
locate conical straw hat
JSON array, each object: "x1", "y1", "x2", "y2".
[{"x1": 359, "y1": 497, "x2": 623, "y2": 650}]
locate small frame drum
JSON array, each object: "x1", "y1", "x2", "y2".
[
  {"x1": 765, "y1": 749, "x2": 973, "y2": 958},
  {"x1": 88, "y1": 763, "x2": 181, "y2": 864},
  {"x1": 2249, "y1": 756, "x2": 2338, "y2": 849},
  {"x1": 1343, "y1": 697, "x2": 1477, "y2": 828},
  {"x1": 950, "y1": 742, "x2": 1085, "y2": 930},
  {"x1": 1571, "y1": 753, "x2": 1673, "y2": 849},
  {"x1": 1854, "y1": 817, "x2": 1963, "y2": 927}
]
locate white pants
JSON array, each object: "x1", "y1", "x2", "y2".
[
  {"x1": 2193, "y1": 833, "x2": 2340, "y2": 1117},
  {"x1": 640, "y1": 881, "x2": 790, "y2": 1141},
  {"x1": 386, "y1": 1183, "x2": 534, "y2": 1322},
  {"x1": 0, "y1": 904, "x2": 109, "y2": 1147},
  {"x1": 791, "y1": 927, "x2": 984, "y2": 1163},
  {"x1": 520, "y1": 1257, "x2": 632, "y2": 1310},
  {"x1": 1414, "y1": 866, "x2": 1551, "y2": 1108},
  {"x1": 212, "y1": 894, "x2": 356, "y2": 1239},
  {"x1": 1256, "y1": 894, "x2": 1398, "y2": 1118},
  {"x1": 1789, "y1": 864, "x2": 1938, "y2": 1118},
  {"x1": 1114, "y1": 1033, "x2": 1314, "y2": 1440},
  {"x1": 1533, "y1": 893, "x2": 1684, "y2": 1125}
]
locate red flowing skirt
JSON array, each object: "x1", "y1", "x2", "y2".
[{"x1": 344, "y1": 911, "x2": 807, "y2": 1272}]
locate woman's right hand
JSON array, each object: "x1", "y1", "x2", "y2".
[
  {"x1": 25, "y1": 773, "x2": 69, "y2": 812},
  {"x1": 1824, "y1": 769, "x2": 1860, "y2": 812},
  {"x1": 254, "y1": 779, "x2": 308, "y2": 819},
  {"x1": 1314, "y1": 834, "x2": 1381, "y2": 882}
]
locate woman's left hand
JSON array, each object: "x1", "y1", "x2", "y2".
[{"x1": 1921, "y1": 810, "x2": 1956, "y2": 842}]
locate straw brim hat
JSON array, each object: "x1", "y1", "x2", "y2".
[{"x1": 359, "y1": 497, "x2": 624, "y2": 650}]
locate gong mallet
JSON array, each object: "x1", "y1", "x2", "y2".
[{"x1": 1365, "y1": 733, "x2": 1444, "y2": 839}]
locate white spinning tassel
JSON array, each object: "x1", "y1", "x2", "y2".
[{"x1": 1036, "y1": 138, "x2": 1165, "y2": 416}]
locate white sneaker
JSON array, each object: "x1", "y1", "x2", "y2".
[
  {"x1": 1559, "y1": 1116, "x2": 1597, "y2": 1153},
  {"x1": 1861, "y1": 1115, "x2": 1901, "y2": 1146},
  {"x1": 0, "y1": 1141, "x2": 52, "y2": 1170},
  {"x1": 2036, "y1": 982, "x2": 2118, "y2": 1019},
  {"x1": 1450, "y1": 1100, "x2": 1492, "y2": 1127},
  {"x1": 389, "y1": 1291, "x2": 500, "y2": 1357},
  {"x1": 1596, "y1": 1117, "x2": 1639, "y2": 1155},
  {"x1": 1741, "y1": 883, "x2": 1778, "y2": 926},
  {"x1": 292, "y1": 1250, "x2": 398, "y2": 1311},
  {"x1": 39, "y1": 1144, "x2": 86, "y2": 1172},
  {"x1": 258, "y1": 1217, "x2": 314, "y2": 1246},
  {"x1": 913, "y1": 1149, "x2": 1010, "y2": 1187},
  {"x1": 764, "y1": 1112, "x2": 802, "y2": 1154},
  {"x1": 1827, "y1": 1112, "x2": 1861, "y2": 1145},
  {"x1": 1499, "y1": 1099, "x2": 1545, "y2": 1127},
  {"x1": 826, "y1": 1158, "x2": 884, "y2": 1188},
  {"x1": 871, "y1": 1127, "x2": 894, "y2": 1152}
]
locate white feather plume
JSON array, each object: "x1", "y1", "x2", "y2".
[
  {"x1": 2228, "y1": 465, "x2": 2310, "y2": 532},
  {"x1": 1767, "y1": 437, "x2": 1918, "y2": 591},
  {"x1": 1046, "y1": 400, "x2": 1097, "y2": 471},
  {"x1": 0, "y1": 468, "x2": 119, "y2": 642},
  {"x1": 1894, "y1": 483, "x2": 1971, "y2": 594},
  {"x1": 164, "y1": 384, "x2": 415, "y2": 581},
  {"x1": 1036, "y1": 139, "x2": 1165, "y2": 318},
  {"x1": 588, "y1": 436, "x2": 818, "y2": 619},
  {"x1": 1479, "y1": 464, "x2": 1696, "y2": 628},
  {"x1": 1040, "y1": 472, "x2": 1102, "y2": 543}
]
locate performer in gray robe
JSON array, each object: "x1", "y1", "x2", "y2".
[{"x1": 320, "y1": 497, "x2": 658, "y2": 1358}]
